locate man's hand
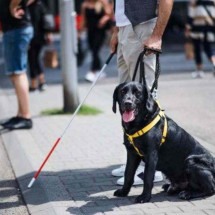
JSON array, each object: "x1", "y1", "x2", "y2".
[
  {"x1": 10, "y1": 0, "x2": 24, "y2": 19},
  {"x1": 10, "y1": 6, "x2": 24, "y2": 19},
  {"x1": 144, "y1": 35, "x2": 162, "y2": 55},
  {"x1": 110, "y1": 27, "x2": 118, "y2": 53},
  {"x1": 143, "y1": 0, "x2": 173, "y2": 55}
]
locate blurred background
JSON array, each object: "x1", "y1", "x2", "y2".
[{"x1": 0, "y1": 0, "x2": 214, "y2": 89}]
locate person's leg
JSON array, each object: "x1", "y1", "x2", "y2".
[
  {"x1": 92, "y1": 46, "x2": 101, "y2": 71},
  {"x1": 15, "y1": 26, "x2": 33, "y2": 118},
  {"x1": 28, "y1": 40, "x2": 38, "y2": 90},
  {"x1": 119, "y1": 20, "x2": 157, "y2": 95},
  {"x1": 192, "y1": 38, "x2": 204, "y2": 78},
  {"x1": 36, "y1": 43, "x2": 47, "y2": 91},
  {"x1": 2, "y1": 26, "x2": 33, "y2": 129},
  {"x1": 85, "y1": 31, "x2": 98, "y2": 82},
  {"x1": 132, "y1": 19, "x2": 157, "y2": 91},
  {"x1": 203, "y1": 39, "x2": 215, "y2": 75},
  {"x1": 10, "y1": 73, "x2": 30, "y2": 118},
  {"x1": 90, "y1": 29, "x2": 105, "y2": 71},
  {"x1": 117, "y1": 26, "x2": 131, "y2": 83}
]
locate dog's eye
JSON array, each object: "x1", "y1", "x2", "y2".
[
  {"x1": 133, "y1": 89, "x2": 141, "y2": 96},
  {"x1": 120, "y1": 89, "x2": 126, "y2": 95}
]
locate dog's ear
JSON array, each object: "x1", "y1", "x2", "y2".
[
  {"x1": 145, "y1": 86, "x2": 154, "y2": 113},
  {"x1": 112, "y1": 83, "x2": 125, "y2": 113},
  {"x1": 112, "y1": 85, "x2": 119, "y2": 113}
]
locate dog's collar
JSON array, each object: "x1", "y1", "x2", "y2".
[{"x1": 125, "y1": 110, "x2": 167, "y2": 157}]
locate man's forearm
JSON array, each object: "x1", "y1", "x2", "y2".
[{"x1": 152, "y1": 0, "x2": 173, "y2": 38}]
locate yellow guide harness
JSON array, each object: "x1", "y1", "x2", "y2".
[{"x1": 125, "y1": 110, "x2": 168, "y2": 157}]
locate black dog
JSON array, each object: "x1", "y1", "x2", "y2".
[{"x1": 112, "y1": 82, "x2": 215, "y2": 203}]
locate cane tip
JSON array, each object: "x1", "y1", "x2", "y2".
[{"x1": 28, "y1": 178, "x2": 36, "y2": 189}]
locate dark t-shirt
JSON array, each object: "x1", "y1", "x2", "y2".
[{"x1": 0, "y1": 0, "x2": 31, "y2": 32}]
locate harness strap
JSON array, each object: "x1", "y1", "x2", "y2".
[
  {"x1": 132, "y1": 48, "x2": 162, "y2": 93},
  {"x1": 125, "y1": 110, "x2": 167, "y2": 157},
  {"x1": 161, "y1": 115, "x2": 167, "y2": 144}
]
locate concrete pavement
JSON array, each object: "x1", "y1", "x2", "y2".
[
  {"x1": 0, "y1": 70, "x2": 215, "y2": 214},
  {"x1": 0, "y1": 137, "x2": 29, "y2": 215}
]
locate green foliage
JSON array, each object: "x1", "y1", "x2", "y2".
[{"x1": 41, "y1": 105, "x2": 102, "y2": 116}]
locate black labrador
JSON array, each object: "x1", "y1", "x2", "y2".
[{"x1": 112, "y1": 81, "x2": 215, "y2": 203}]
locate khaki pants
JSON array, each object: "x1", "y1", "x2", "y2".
[{"x1": 117, "y1": 18, "x2": 157, "y2": 91}]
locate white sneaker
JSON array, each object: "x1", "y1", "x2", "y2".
[
  {"x1": 192, "y1": 70, "x2": 205, "y2": 78},
  {"x1": 111, "y1": 165, "x2": 126, "y2": 177},
  {"x1": 112, "y1": 164, "x2": 145, "y2": 177},
  {"x1": 116, "y1": 170, "x2": 163, "y2": 186},
  {"x1": 85, "y1": 71, "x2": 96, "y2": 82},
  {"x1": 154, "y1": 171, "x2": 164, "y2": 182},
  {"x1": 191, "y1": 71, "x2": 199, "y2": 78},
  {"x1": 199, "y1": 71, "x2": 205, "y2": 78}
]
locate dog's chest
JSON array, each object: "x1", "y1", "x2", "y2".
[{"x1": 124, "y1": 134, "x2": 149, "y2": 157}]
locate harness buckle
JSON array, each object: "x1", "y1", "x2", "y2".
[{"x1": 137, "y1": 130, "x2": 144, "y2": 136}]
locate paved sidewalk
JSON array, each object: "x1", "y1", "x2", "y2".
[
  {"x1": 0, "y1": 137, "x2": 29, "y2": 215},
  {"x1": 0, "y1": 73, "x2": 215, "y2": 215}
]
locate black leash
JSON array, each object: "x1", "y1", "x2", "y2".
[{"x1": 132, "y1": 47, "x2": 162, "y2": 93}]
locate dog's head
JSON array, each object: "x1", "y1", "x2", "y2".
[{"x1": 112, "y1": 82, "x2": 155, "y2": 123}]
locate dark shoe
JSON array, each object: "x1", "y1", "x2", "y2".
[
  {"x1": 29, "y1": 87, "x2": 37, "y2": 92},
  {"x1": 4, "y1": 117, "x2": 33, "y2": 130},
  {"x1": 39, "y1": 83, "x2": 47, "y2": 91},
  {"x1": 1, "y1": 116, "x2": 20, "y2": 127}
]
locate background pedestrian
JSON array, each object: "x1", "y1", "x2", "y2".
[
  {"x1": 28, "y1": 0, "x2": 54, "y2": 92},
  {"x1": 0, "y1": 0, "x2": 34, "y2": 130},
  {"x1": 80, "y1": 0, "x2": 112, "y2": 82},
  {"x1": 185, "y1": 0, "x2": 215, "y2": 78}
]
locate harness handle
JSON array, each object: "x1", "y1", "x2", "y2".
[{"x1": 132, "y1": 47, "x2": 162, "y2": 93}]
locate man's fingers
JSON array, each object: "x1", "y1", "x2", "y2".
[{"x1": 144, "y1": 46, "x2": 162, "y2": 55}]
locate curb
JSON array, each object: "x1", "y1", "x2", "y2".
[{"x1": 0, "y1": 88, "x2": 60, "y2": 215}]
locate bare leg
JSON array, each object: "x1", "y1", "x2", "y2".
[{"x1": 10, "y1": 73, "x2": 31, "y2": 119}]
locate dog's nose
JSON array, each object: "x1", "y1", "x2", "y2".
[{"x1": 124, "y1": 101, "x2": 132, "y2": 109}]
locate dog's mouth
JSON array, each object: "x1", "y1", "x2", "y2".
[{"x1": 122, "y1": 109, "x2": 137, "y2": 123}]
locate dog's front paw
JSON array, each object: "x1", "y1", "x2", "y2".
[
  {"x1": 178, "y1": 190, "x2": 191, "y2": 200},
  {"x1": 135, "y1": 194, "x2": 151, "y2": 203},
  {"x1": 114, "y1": 189, "x2": 129, "y2": 197}
]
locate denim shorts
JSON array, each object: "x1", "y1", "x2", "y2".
[{"x1": 3, "y1": 26, "x2": 33, "y2": 75}]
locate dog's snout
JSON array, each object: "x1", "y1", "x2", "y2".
[{"x1": 124, "y1": 100, "x2": 132, "y2": 109}]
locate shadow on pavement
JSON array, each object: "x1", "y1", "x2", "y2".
[
  {"x1": 0, "y1": 166, "x2": 202, "y2": 214},
  {"x1": 0, "y1": 179, "x2": 25, "y2": 210}
]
